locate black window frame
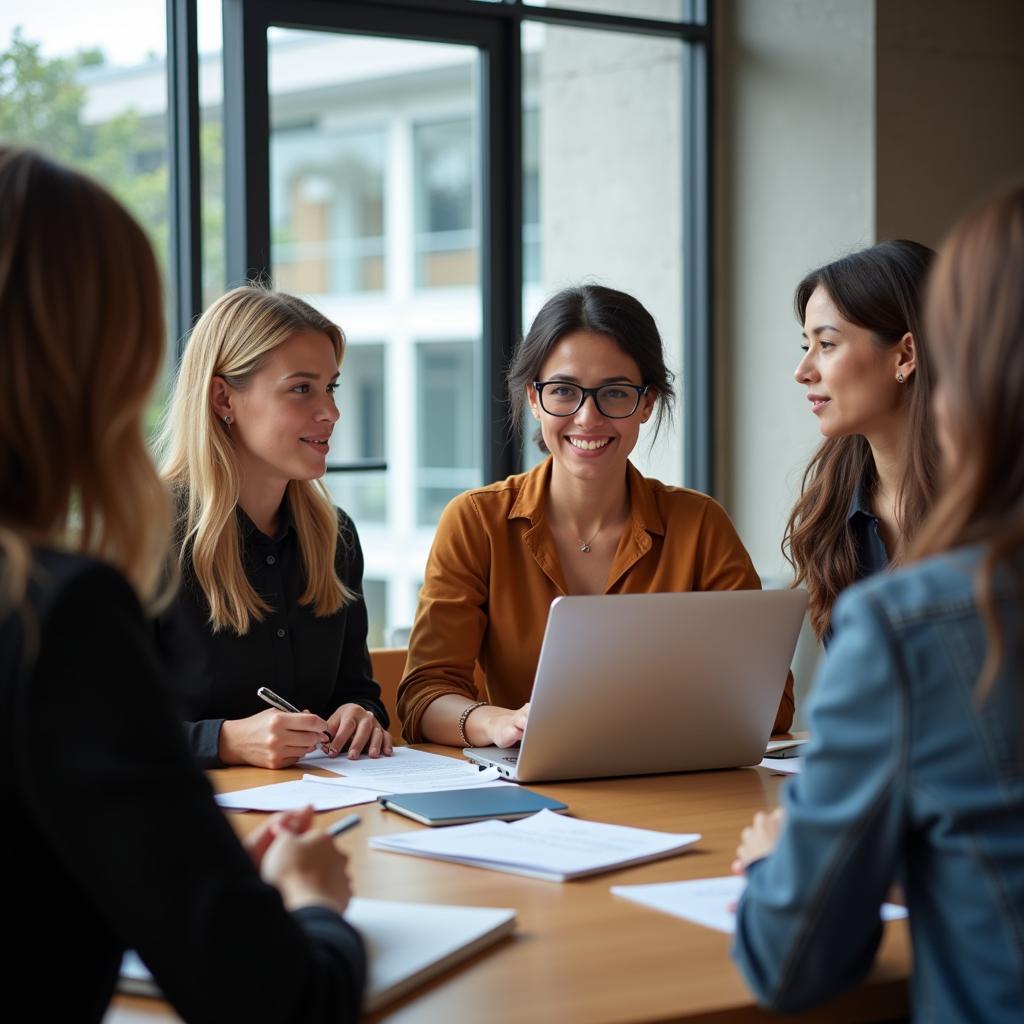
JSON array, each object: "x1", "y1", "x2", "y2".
[{"x1": 166, "y1": 0, "x2": 714, "y2": 493}]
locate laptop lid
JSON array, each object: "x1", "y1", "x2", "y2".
[{"x1": 465, "y1": 589, "x2": 807, "y2": 783}]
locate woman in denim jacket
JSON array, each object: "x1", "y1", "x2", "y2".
[{"x1": 731, "y1": 185, "x2": 1024, "y2": 1022}]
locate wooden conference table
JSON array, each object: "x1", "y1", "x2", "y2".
[{"x1": 110, "y1": 748, "x2": 910, "y2": 1024}]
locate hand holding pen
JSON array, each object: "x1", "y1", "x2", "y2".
[
  {"x1": 258, "y1": 686, "x2": 332, "y2": 743},
  {"x1": 216, "y1": 688, "x2": 332, "y2": 769}
]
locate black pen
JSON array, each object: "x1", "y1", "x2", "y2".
[
  {"x1": 257, "y1": 686, "x2": 331, "y2": 744},
  {"x1": 327, "y1": 813, "x2": 362, "y2": 837}
]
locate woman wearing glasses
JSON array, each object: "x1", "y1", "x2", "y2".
[{"x1": 398, "y1": 284, "x2": 793, "y2": 748}]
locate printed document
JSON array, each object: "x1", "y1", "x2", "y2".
[
  {"x1": 371, "y1": 808, "x2": 701, "y2": 881},
  {"x1": 303, "y1": 765, "x2": 509, "y2": 797}
]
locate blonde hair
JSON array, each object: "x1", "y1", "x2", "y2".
[
  {"x1": 0, "y1": 146, "x2": 171, "y2": 611},
  {"x1": 160, "y1": 285, "x2": 352, "y2": 634}
]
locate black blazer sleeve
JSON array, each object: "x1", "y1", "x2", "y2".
[
  {"x1": 331, "y1": 512, "x2": 388, "y2": 728},
  {"x1": 17, "y1": 563, "x2": 365, "y2": 1022}
]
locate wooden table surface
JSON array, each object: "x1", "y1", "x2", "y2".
[{"x1": 109, "y1": 749, "x2": 909, "y2": 1024}]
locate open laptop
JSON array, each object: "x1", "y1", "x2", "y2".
[{"x1": 463, "y1": 589, "x2": 808, "y2": 782}]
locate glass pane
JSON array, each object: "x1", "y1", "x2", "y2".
[
  {"x1": 523, "y1": 0, "x2": 692, "y2": 21},
  {"x1": 198, "y1": 0, "x2": 225, "y2": 307},
  {"x1": 362, "y1": 578, "x2": 388, "y2": 648},
  {"x1": 521, "y1": 21, "x2": 685, "y2": 484},
  {"x1": 417, "y1": 341, "x2": 481, "y2": 526},
  {"x1": 0, "y1": 3, "x2": 172, "y2": 433},
  {"x1": 414, "y1": 118, "x2": 477, "y2": 288},
  {"x1": 324, "y1": 344, "x2": 387, "y2": 524},
  {"x1": 268, "y1": 29, "x2": 484, "y2": 645}
]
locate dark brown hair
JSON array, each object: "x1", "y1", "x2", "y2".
[
  {"x1": 911, "y1": 184, "x2": 1024, "y2": 693},
  {"x1": 507, "y1": 284, "x2": 675, "y2": 452},
  {"x1": 783, "y1": 240, "x2": 939, "y2": 640}
]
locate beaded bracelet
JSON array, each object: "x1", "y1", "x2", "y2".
[{"x1": 457, "y1": 700, "x2": 488, "y2": 746}]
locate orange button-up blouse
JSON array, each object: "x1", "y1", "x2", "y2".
[{"x1": 397, "y1": 458, "x2": 794, "y2": 741}]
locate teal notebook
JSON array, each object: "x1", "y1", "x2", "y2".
[{"x1": 378, "y1": 786, "x2": 568, "y2": 826}]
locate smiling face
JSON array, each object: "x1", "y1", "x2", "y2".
[
  {"x1": 794, "y1": 285, "x2": 914, "y2": 440},
  {"x1": 527, "y1": 330, "x2": 655, "y2": 483},
  {"x1": 213, "y1": 328, "x2": 340, "y2": 492}
]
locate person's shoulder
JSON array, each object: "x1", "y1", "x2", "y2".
[
  {"x1": 444, "y1": 468, "x2": 536, "y2": 519},
  {"x1": 27, "y1": 549, "x2": 140, "y2": 623},
  {"x1": 639, "y1": 475, "x2": 736, "y2": 524},
  {"x1": 835, "y1": 546, "x2": 982, "y2": 633}
]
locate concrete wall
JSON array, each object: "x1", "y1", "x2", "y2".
[
  {"x1": 716, "y1": 0, "x2": 876, "y2": 580},
  {"x1": 875, "y1": 0, "x2": 1024, "y2": 244}
]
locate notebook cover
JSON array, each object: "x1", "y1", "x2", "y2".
[
  {"x1": 119, "y1": 899, "x2": 516, "y2": 1011},
  {"x1": 378, "y1": 785, "x2": 568, "y2": 825}
]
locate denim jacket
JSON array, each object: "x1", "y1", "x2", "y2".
[{"x1": 732, "y1": 545, "x2": 1024, "y2": 1022}]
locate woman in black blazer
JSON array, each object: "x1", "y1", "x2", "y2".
[{"x1": 0, "y1": 146, "x2": 364, "y2": 1022}]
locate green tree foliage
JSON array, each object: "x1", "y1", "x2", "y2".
[{"x1": 1, "y1": 29, "x2": 171, "y2": 271}]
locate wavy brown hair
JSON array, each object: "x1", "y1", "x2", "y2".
[
  {"x1": 911, "y1": 185, "x2": 1024, "y2": 694},
  {"x1": 783, "y1": 241, "x2": 939, "y2": 640},
  {"x1": 0, "y1": 146, "x2": 170, "y2": 612}
]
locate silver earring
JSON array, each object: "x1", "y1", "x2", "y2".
[
  {"x1": 223, "y1": 415, "x2": 232, "y2": 426},
  {"x1": 896, "y1": 373, "x2": 905, "y2": 383}
]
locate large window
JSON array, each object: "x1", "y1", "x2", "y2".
[
  {"x1": 0, "y1": 2, "x2": 172, "y2": 430},
  {"x1": 20, "y1": 0, "x2": 710, "y2": 648}
]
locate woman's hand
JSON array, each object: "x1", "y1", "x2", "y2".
[
  {"x1": 470, "y1": 702, "x2": 530, "y2": 748},
  {"x1": 259, "y1": 818, "x2": 354, "y2": 916},
  {"x1": 324, "y1": 703, "x2": 393, "y2": 760},
  {"x1": 244, "y1": 805, "x2": 315, "y2": 866},
  {"x1": 219, "y1": 708, "x2": 330, "y2": 769},
  {"x1": 732, "y1": 806, "x2": 785, "y2": 874}
]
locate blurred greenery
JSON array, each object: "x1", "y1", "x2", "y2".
[{"x1": 1, "y1": 28, "x2": 225, "y2": 439}]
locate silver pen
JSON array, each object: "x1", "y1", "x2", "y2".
[
  {"x1": 256, "y1": 686, "x2": 331, "y2": 743},
  {"x1": 327, "y1": 812, "x2": 362, "y2": 837}
]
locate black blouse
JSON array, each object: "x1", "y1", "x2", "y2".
[
  {"x1": 822, "y1": 479, "x2": 891, "y2": 648},
  {"x1": 156, "y1": 500, "x2": 387, "y2": 766}
]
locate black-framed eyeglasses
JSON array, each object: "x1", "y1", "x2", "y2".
[{"x1": 533, "y1": 380, "x2": 649, "y2": 419}]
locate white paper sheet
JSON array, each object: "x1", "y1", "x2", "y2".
[
  {"x1": 758, "y1": 756, "x2": 803, "y2": 774},
  {"x1": 302, "y1": 765, "x2": 511, "y2": 797},
  {"x1": 612, "y1": 875, "x2": 908, "y2": 933},
  {"x1": 371, "y1": 808, "x2": 701, "y2": 881},
  {"x1": 300, "y1": 745, "x2": 477, "y2": 778},
  {"x1": 214, "y1": 778, "x2": 377, "y2": 812}
]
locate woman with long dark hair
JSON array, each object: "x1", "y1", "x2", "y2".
[
  {"x1": 398, "y1": 284, "x2": 794, "y2": 747},
  {"x1": 731, "y1": 186, "x2": 1024, "y2": 1021},
  {"x1": 784, "y1": 240, "x2": 939, "y2": 642}
]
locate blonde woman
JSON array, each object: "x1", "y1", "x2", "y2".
[
  {"x1": 158, "y1": 287, "x2": 392, "y2": 769},
  {"x1": 0, "y1": 147, "x2": 365, "y2": 1020}
]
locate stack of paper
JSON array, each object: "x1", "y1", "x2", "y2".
[
  {"x1": 371, "y1": 809, "x2": 701, "y2": 882},
  {"x1": 612, "y1": 875, "x2": 907, "y2": 933},
  {"x1": 120, "y1": 899, "x2": 516, "y2": 1011},
  {"x1": 301, "y1": 745, "x2": 508, "y2": 796},
  {"x1": 217, "y1": 748, "x2": 507, "y2": 811}
]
